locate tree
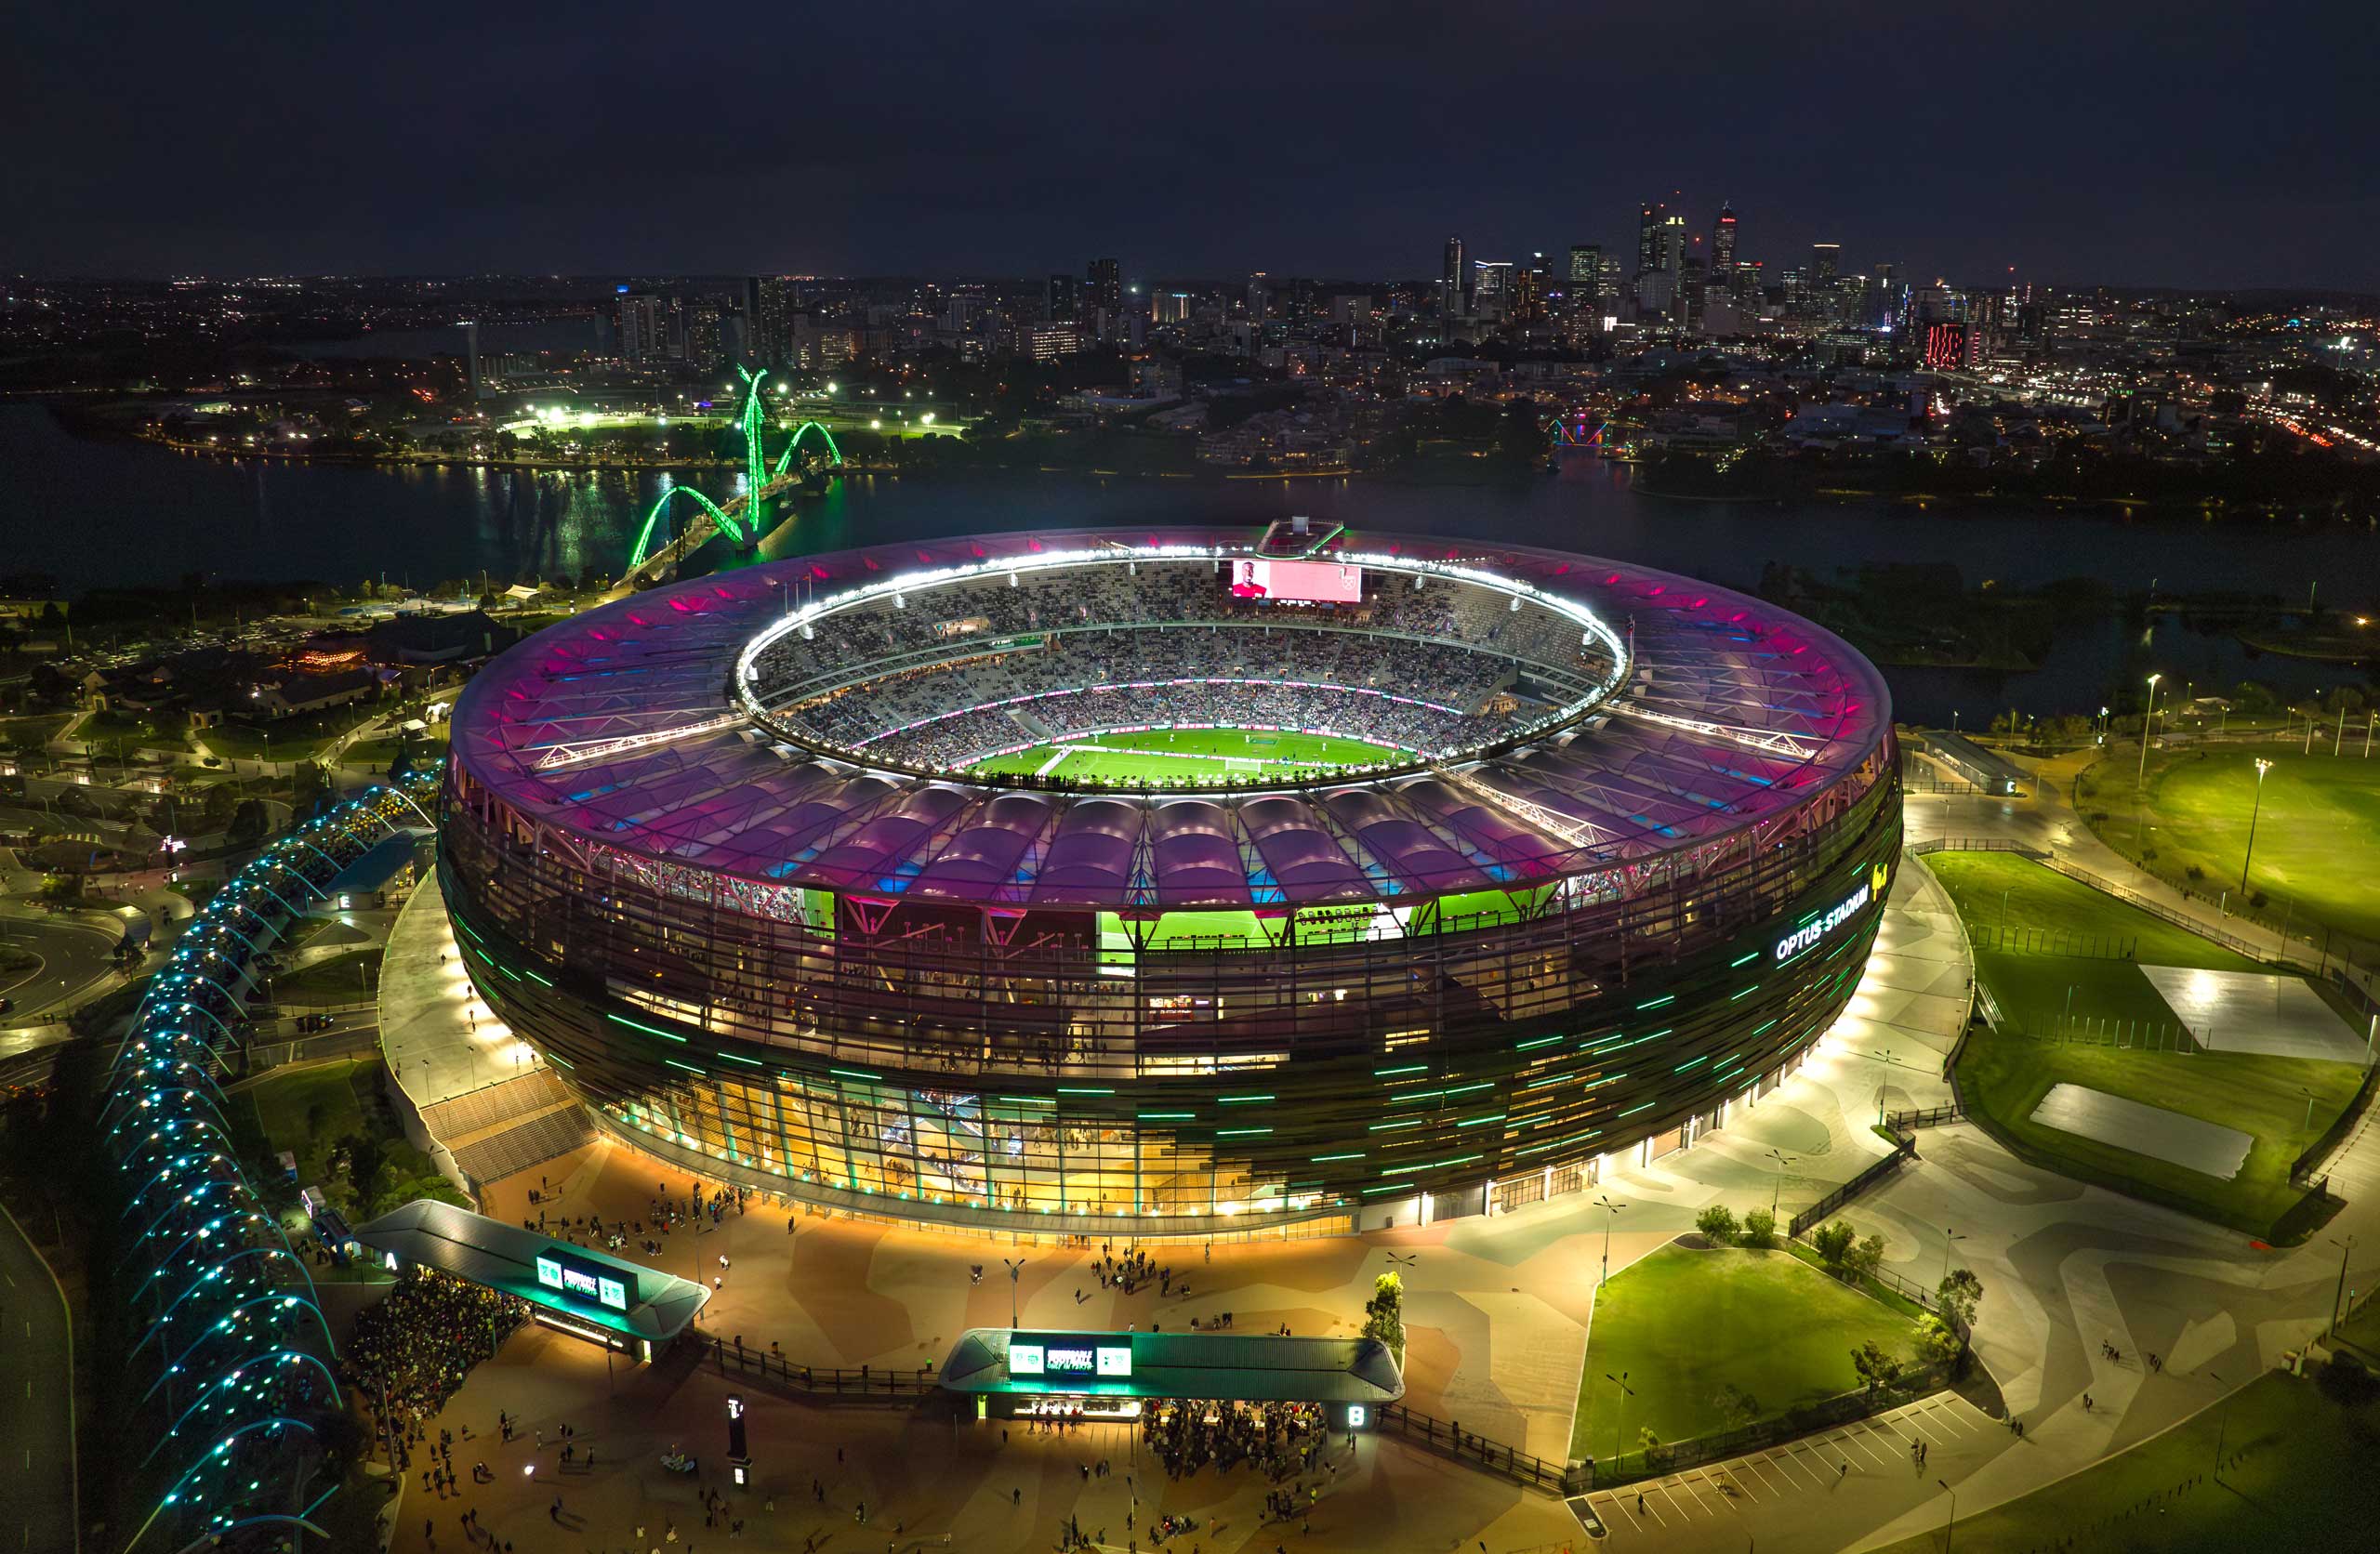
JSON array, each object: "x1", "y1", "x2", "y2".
[
  {"x1": 227, "y1": 798, "x2": 269, "y2": 846},
  {"x1": 1849, "y1": 1233, "x2": 1886, "y2": 1282},
  {"x1": 1360, "y1": 1271, "x2": 1405, "y2": 1359},
  {"x1": 1811, "y1": 1219, "x2": 1857, "y2": 1273},
  {"x1": 1937, "y1": 1267, "x2": 1985, "y2": 1332},
  {"x1": 1635, "y1": 1424, "x2": 1662, "y2": 1459},
  {"x1": 1694, "y1": 1205, "x2": 1739, "y2": 1245},
  {"x1": 1739, "y1": 1207, "x2": 1777, "y2": 1248},
  {"x1": 1712, "y1": 1383, "x2": 1762, "y2": 1430},
  {"x1": 1851, "y1": 1339, "x2": 1902, "y2": 1395},
  {"x1": 1916, "y1": 1315, "x2": 1964, "y2": 1367}
]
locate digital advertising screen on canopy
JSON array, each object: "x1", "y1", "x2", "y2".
[{"x1": 1226, "y1": 559, "x2": 1363, "y2": 604}]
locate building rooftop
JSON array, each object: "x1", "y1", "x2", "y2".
[{"x1": 448, "y1": 527, "x2": 1890, "y2": 913}]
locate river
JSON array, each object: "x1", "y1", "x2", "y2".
[{"x1": 3, "y1": 402, "x2": 2371, "y2": 724}]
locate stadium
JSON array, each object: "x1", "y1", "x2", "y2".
[{"x1": 439, "y1": 523, "x2": 1898, "y2": 1236}]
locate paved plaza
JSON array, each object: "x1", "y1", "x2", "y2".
[{"x1": 359, "y1": 764, "x2": 2380, "y2": 1554}]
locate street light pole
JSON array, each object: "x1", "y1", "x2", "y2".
[
  {"x1": 1604, "y1": 1370, "x2": 1635, "y2": 1468},
  {"x1": 2330, "y1": 1235, "x2": 2357, "y2": 1337},
  {"x1": 1939, "y1": 1227, "x2": 1968, "y2": 1289},
  {"x1": 1593, "y1": 1194, "x2": 1626, "y2": 1286},
  {"x1": 1765, "y1": 1150, "x2": 1795, "y2": 1220},
  {"x1": 1002, "y1": 1256, "x2": 1025, "y2": 1328},
  {"x1": 2240, "y1": 757, "x2": 2272, "y2": 893},
  {"x1": 1937, "y1": 1479, "x2": 1957, "y2": 1554},
  {"x1": 2135, "y1": 673, "x2": 2162, "y2": 790}
]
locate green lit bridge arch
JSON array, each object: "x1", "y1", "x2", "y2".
[
  {"x1": 627, "y1": 484, "x2": 746, "y2": 572},
  {"x1": 624, "y1": 367, "x2": 847, "y2": 573},
  {"x1": 774, "y1": 419, "x2": 844, "y2": 480}
]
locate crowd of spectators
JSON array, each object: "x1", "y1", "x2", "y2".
[
  {"x1": 749, "y1": 558, "x2": 1607, "y2": 715},
  {"x1": 344, "y1": 1270, "x2": 530, "y2": 1464},
  {"x1": 1145, "y1": 1397, "x2": 1337, "y2": 1482}
]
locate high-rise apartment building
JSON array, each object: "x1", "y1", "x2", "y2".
[
  {"x1": 1087, "y1": 257, "x2": 1122, "y2": 319},
  {"x1": 742, "y1": 276, "x2": 788, "y2": 366},
  {"x1": 617, "y1": 293, "x2": 668, "y2": 366},
  {"x1": 685, "y1": 298, "x2": 723, "y2": 369},
  {"x1": 1441, "y1": 235, "x2": 1466, "y2": 319}
]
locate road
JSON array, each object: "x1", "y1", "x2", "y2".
[
  {"x1": 0, "y1": 1199, "x2": 76, "y2": 1554},
  {"x1": 0, "y1": 911, "x2": 123, "y2": 1019}
]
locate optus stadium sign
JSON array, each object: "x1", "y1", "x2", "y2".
[{"x1": 1774, "y1": 864, "x2": 1886, "y2": 964}]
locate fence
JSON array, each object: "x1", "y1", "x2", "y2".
[
  {"x1": 1374, "y1": 1404, "x2": 1580, "y2": 1495},
  {"x1": 2000, "y1": 1015, "x2": 2200, "y2": 1053},
  {"x1": 2072, "y1": 749, "x2": 2380, "y2": 981},
  {"x1": 1884, "y1": 1103, "x2": 1965, "y2": 1130},
  {"x1": 1974, "y1": 924, "x2": 2138, "y2": 960},
  {"x1": 2292, "y1": 1066, "x2": 2380, "y2": 1186},
  {"x1": 695, "y1": 1333, "x2": 944, "y2": 1401},
  {"x1": 1788, "y1": 1127, "x2": 1917, "y2": 1238},
  {"x1": 1578, "y1": 1362, "x2": 1953, "y2": 1489}
]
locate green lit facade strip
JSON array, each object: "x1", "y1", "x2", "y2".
[{"x1": 609, "y1": 1013, "x2": 687, "y2": 1042}]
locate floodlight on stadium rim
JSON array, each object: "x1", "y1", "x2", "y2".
[{"x1": 439, "y1": 526, "x2": 1899, "y2": 1237}]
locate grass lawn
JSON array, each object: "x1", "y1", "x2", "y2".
[
  {"x1": 2084, "y1": 747, "x2": 2380, "y2": 947},
  {"x1": 970, "y1": 726, "x2": 1403, "y2": 784},
  {"x1": 1924, "y1": 850, "x2": 2264, "y2": 974},
  {"x1": 1869, "y1": 1367, "x2": 2379, "y2": 1554},
  {"x1": 274, "y1": 947, "x2": 380, "y2": 1005},
  {"x1": 1924, "y1": 852, "x2": 2362, "y2": 1240},
  {"x1": 207, "y1": 704, "x2": 378, "y2": 762},
  {"x1": 233, "y1": 1056, "x2": 376, "y2": 1184},
  {"x1": 1571, "y1": 1243, "x2": 1923, "y2": 1460}
]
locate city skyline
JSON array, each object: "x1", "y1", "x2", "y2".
[{"x1": 7, "y1": 1, "x2": 2376, "y2": 290}]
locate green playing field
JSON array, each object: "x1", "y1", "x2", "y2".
[{"x1": 969, "y1": 726, "x2": 1407, "y2": 784}]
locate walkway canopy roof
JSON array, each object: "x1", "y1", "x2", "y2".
[
  {"x1": 938, "y1": 1326, "x2": 1404, "y2": 1404},
  {"x1": 354, "y1": 1199, "x2": 709, "y2": 1343}
]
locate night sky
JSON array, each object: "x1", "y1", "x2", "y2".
[{"x1": 8, "y1": 0, "x2": 2373, "y2": 290}]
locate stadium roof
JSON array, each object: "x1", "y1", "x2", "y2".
[
  {"x1": 938, "y1": 1326, "x2": 1405, "y2": 1404},
  {"x1": 353, "y1": 1199, "x2": 709, "y2": 1342},
  {"x1": 448, "y1": 528, "x2": 1891, "y2": 912}
]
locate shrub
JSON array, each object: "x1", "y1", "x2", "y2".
[
  {"x1": 1694, "y1": 1205, "x2": 1739, "y2": 1245},
  {"x1": 1811, "y1": 1219, "x2": 1857, "y2": 1273},
  {"x1": 1740, "y1": 1207, "x2": 1777, "y2": 1248},
  {"x1": 1937, "y1": 1268, "x2": 1985, "y2": 1330},
  {"x1": 1851, "y1": 1339, "x2": 1903, "y2": 1394},
  {"x1": 1360, "y1": 1271, "x2": 1405, "y2": 1358},
  {"x1": 1916, "y1": 1315, "x2": 1963, "y2": 1366},
  {"x1": 1849, "y1": 1233, "x2": 1886, "y2": 1281}
]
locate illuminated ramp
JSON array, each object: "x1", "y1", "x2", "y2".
[
  {"x1": 939, "y1": 1326, "x2": 1403, "y2": 1412},
  {"x1": 353, "y1": 1199, "x2": 709, "y2": 1356}
]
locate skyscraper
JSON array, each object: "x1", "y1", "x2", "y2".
[
  {"x1": 1087, "y1": 257, "x2": 1122, "y2": 319},
  {"x1": 1658, "y1": 210, "x2": 1687, "y2": 277},
  {"x1": 1636, "y1": 203, "x2": 1664, "y2": 276},
  {"x1": 1047, "y1": 273, "x2": 1081, "y2": 323},
  {"x1": 1440, "y1": 235, "x2": 1465, "y2": 319},
  {"x1": 1712, "y1": 204, "x2": 1739, "y2": 277},
  {"x1": 1471, "y1": 260, "x2": 1512, "y2": 316},
  {"x1": 1811, "y1": 244, "x2": 1841, "y2": 283}
]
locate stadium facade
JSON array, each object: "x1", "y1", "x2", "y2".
[{"x1": 441, "y1": 527, "x2": 1897, "y2": 1236}]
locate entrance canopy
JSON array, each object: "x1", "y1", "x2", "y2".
[
  {"x1": 354, "y1": 1199, "x2": 709, "y2": 1344},
  {"x1": 939, "y1": 1327, "x2": 1403, "y2": 1405}
]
